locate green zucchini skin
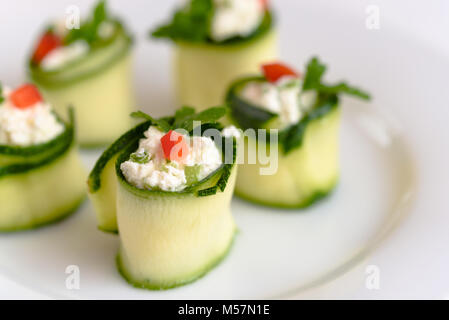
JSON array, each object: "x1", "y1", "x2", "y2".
[
  {"x1": 227, "y1": 76, "x2": 341, "y2": 208},
  {"x1": 235, "y1": 181, "x2": 337, "y2": 210},
  {"x1": 0, "y1": 112, "x2": 86, "y2": 232},
  {"x1": 28, "y1": 26, "x2": 135, "y2": 147},
  {"x1": 174, "y1": 24, "x2": 278, "y2": 111}
]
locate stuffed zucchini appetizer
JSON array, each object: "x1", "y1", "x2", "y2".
[
  {"x1": 152, "y1": 0, "x2": 278, "y2": 111},
  {"x1": 88, "y1": 106, "x2": 238, "y2": 289},
  {"x1": 226, "y1": 57, "x2": 370, "y2": 208},
  {"x1": 0, "y1": 83, "x2": 86, "y2": 231},
  {"x1": 28, "y1": 0, "x2": 135, "y2": 147}
]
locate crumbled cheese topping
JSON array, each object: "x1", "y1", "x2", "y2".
[
  {"x1": 210, "y1": 0, "x2": 264, "y2": 42},
  {"x1": 241, "y1": 76, "x2": 317, "y2": 127},
  {"x1": 0, "y1": 87, "x2": 64, "y2": 146},
  {"x1": 120, "y1": 126, "x2": 223, "y2": 192},
  {"x1": 40, "y1": 40, "x2": 89, "y2": 71}
]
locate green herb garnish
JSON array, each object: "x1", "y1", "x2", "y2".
[
  {"x1": 0, "y1": 83, "x2": 4, "y2": 104},
  {"x1": 302, "y1": 56, "x2": 371, "y2": 100},
  {"x1": 185, "y1": 165, "x2": 201, "y2": 185},
  {"x1": 174, "y1": 106, "x2": 227, "y2": 132},
  {"x1": 279, "y1": 93, "x2": 339, "y2": 154},
  {"x1": 227, "y1": 56, "x2": 371, "y2": 155},
  {"x1": 130, "y1": 111, "x2": 171, "y2": 132},
  {"x1": 174, "y1": 106, "x2": 196, "y2": 124},
  {"x1": 64, "y1": 0, "x2": 112, "y2": 46},
  {"x1": 130, "y1": 151, "x2": 149, "y2": 164},
  {"x1": 152, "y1": 0, "x2": 214, "y2": 43},
  {"x1": 151, "y1": 0, "x2": 273, "y2": 44},
  {"x1": 131, "y1": 106, "x2": 226, "y2": 133}
]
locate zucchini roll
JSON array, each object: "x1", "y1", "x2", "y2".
[
  {"x1": 152, "y1": 0, "x2": 278, "y2": 111},
  {"x1": 0, "y1": 83, "x2": 86, "y2": 231},
  {"x1": 28, "y1": 1, "x2": 135, "y2": 147},
  {"x1": 88, "y1": 107, "x2": 238, "y2": 289},
  {"x1": 226, "y1": 57, "x2": 370, "y2": 208}
]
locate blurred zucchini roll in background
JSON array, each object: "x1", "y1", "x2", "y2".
[
  {"x1": 226, "y1": 58, "x2": 371, "y2": 208},
  {"x1": 152, "y1": 0, "x2": 278, "y2": 111},
  {"x1": 0, "y1": 83, "x2": 85, "y2": 231},
  {"x1": 28, "y1": 1, "x2": 135, "y2": 147},
  {"x1": 88, "y1": 106, "x2": 238, "y2": 289}
]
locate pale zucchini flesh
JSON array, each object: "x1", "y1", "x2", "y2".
[
  {"x1": 235, "y1": 108, "x2": 340, "y2": 208},
  {"x1": 0, "y1": 146, "x2": 86, "y2": 231},
  {"x1": 174, "y1": 29, "x2": 278, "y2": 111},
  {"x1": 89, "y1": 154, "x2": 119, "y2": 233},
  {"x1": 116, "y1": 168, "x2": 237, "y2": 289},
  {"x1": 87, "y1": 121, "x2": 149, "y2": 233}
]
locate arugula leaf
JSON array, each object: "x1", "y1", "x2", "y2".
[
  {"x1": 130, "y1": 150, "x2": 149, "y2": 164},
  {"x1": 64, "y1": 0, "x2": 110, "y2": 46},
  {"x1": 0, "y1": 83, "x2": 4, "y2": 104},
  {"x1": 302, "y1": 56, "x2": 371, "y2": 100},
  {"x1": 152, "y1": 0, "x2": 213, "y2": 42},
  {"x1": 130, "y1": 111, "x2": 171, "y2": 132}
]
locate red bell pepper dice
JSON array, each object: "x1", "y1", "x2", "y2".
[
  {"x1": 160, "y1": 130, "x2": 190, "y2": 162},
  {"x1": 261, "y1": 62, "x2": 299, "y2": 83},
  {"x1": 32, "y1": 31, "x2": 61, "y2": 64},
  {"x1": 10, "y1": 84, "x2": 43, "y2": 109}
]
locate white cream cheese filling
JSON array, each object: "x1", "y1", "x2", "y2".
[
  {"x1": 241, "y1": 76, "x2": 317, "y2": 127},
  {"x1": 40, "y1": 40, "x2": 89, "y2": 71},
  {"x1": 120, "y1": 126, "x2": 223, "y2": 192},
  {"x1": 0, "y1": 87, "x2": 64, "y2": 146},
  {"x1": 210, "y1": 0, "x2": 264, "y2": 42}
]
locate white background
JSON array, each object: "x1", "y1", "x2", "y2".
[{"x1": 0, "y1": 0, "x2": 448, "y2": 299}]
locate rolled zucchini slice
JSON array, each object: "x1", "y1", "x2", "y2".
[
  {"x1": 234, "y1": 107, "x2": 340, "y2": 208},
  {"x1": 175, "y1": 27, "x2": 278, "y2": 111},
  {"x1": 0, "y1": 111, "x2": 86, "y2": 231},
  {"x1": 226, "y1": 57, "x2": 370, "y2": 208},
  {"x1": 88, "y1": 110, "x2": 238, "y2": 289},
  {"x1": 29, "y1": 19, "x2": 135, "y2": 147}
]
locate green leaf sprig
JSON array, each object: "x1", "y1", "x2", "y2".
[
  {"x1": 173, "y1": 106, "x2": 226, "y2": 132},
  {"x1": 278, "y1": 56, "x2": 370, "y2": 154},
  {"x1": 152, "y1": 0, "x2": 214, "y2": 43},
  {"x1": 151, "y1": 0, "x2": 273, "y2": 44},
  {"x1": 130, "y1": 111, "x2": 171, "y2": 132},
  {"x1": 0, "y1": 83, "x2": 4, "y2": 104},
  {"x1": 130, "y1": 106, "x2": 227, "y2": 133},
  {"x1": 302, "y1": 57, "x2": 371, "y2": 100},
  {"x1": 64, "y1": 0, "x2": 111, "y2": 46},
  {"x1": 130, "y1": 150, "x2": 150, "y2": 164}
]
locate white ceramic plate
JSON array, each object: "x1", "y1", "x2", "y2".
[{"x1": 0, "y1": 0, "x2": 448, "y2": 299}]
